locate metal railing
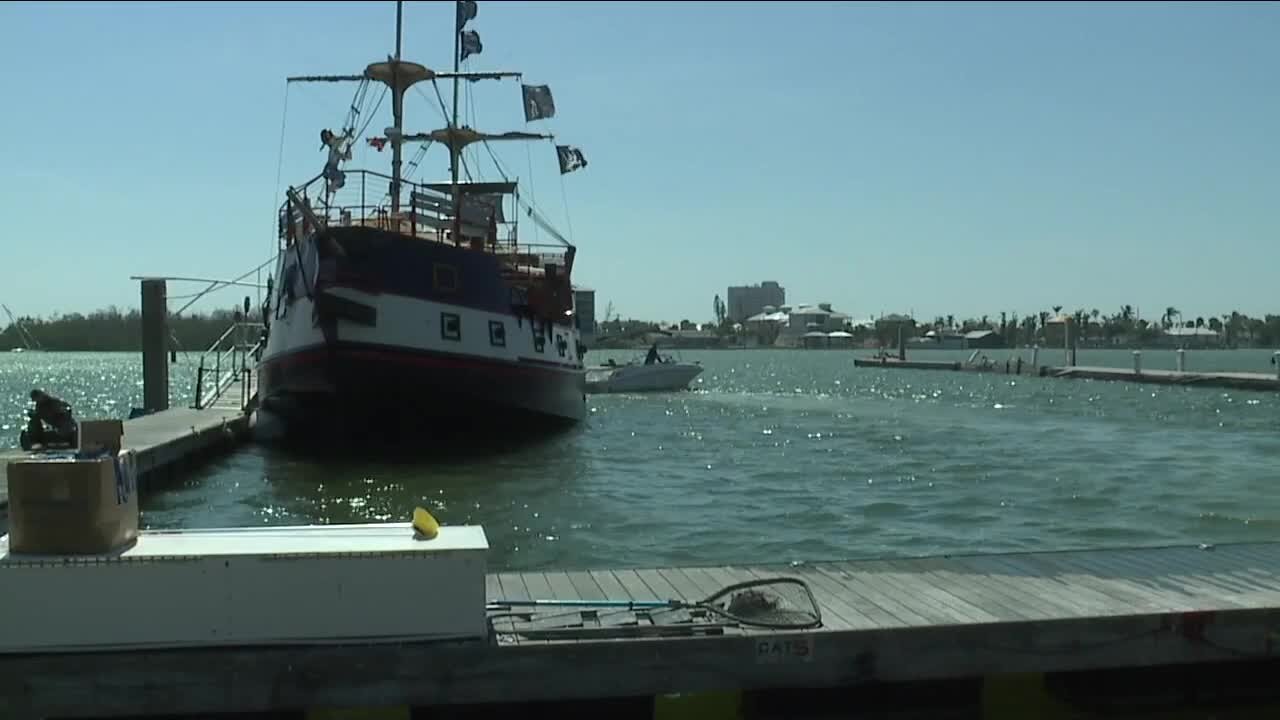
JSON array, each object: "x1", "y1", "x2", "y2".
[
  {"x1": 277, "y1": 169, "x2": 574, "y2": 270},
  {"x1": 192, "y1": 321, "x2": 265, "y2": 410}
]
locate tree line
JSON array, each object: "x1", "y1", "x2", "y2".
[
  {"x1": 1, "y1": 306, "x2": 260, "y2": 352},
  {"x1": 919, "y1": 306, "x2": 1280, "y2": 348}
]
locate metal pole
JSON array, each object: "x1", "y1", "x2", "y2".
[
  {"x1": 390, "y1": 0, "x2": 405, "y2": 215},
  {"x1": 1133, "y1": 350, "x2": 1142, "y2": 375},
  {"x1": 449, "y1": 0, "x2": 463, "y2": 245}
]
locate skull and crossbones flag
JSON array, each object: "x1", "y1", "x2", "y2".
[
  {"x1": 456, "y1": 0, "x2": 477, "y2": 31},
  {"x1": 521, "y1": 84, "x2": 556, "y2": 122},
  {"x1": 555, "y1": 145, "x2": 588, "y2": 175},
  {"x1": 460, "y1": 30, "x2": 483, "y2": 61}
]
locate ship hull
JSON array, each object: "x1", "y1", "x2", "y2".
[
  {"x1": 256, "y1": 225, "x2": 586, "y2": 446},
  {"x1": 258, "y1": 341, "x2": 585, "y2": 443}
]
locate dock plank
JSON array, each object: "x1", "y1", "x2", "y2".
[
  {"x1": 904, "y1": 557, "x2": 1064, "y2": 621},
  {"x1": 1094, "y1": 548, "x2": 1254, "y2": 607},
  {"x1": 610, "y1": 568, "x2": 660, "y2": 604},
  {"x1": 665, "y1": 566, "x2": 721, "y2": 600},
  {"x1": 942, "y1": 555, "x2": 1089, "y2": 619},
  {"x1": 832, "y1": 561, "x2": 978, "y2": 626},
  {"x1": 996, "y1": 552, "x2": 1173, "y2": 614},
  {"x1": 488, "y1": 574, "x2": 523, "y2": 643},
  {"x1": 1220, "y1": 545, "x2": 1280, "y2": 592},
  {"x1": 877, "y1": 559, "x2": 1006, "y2": 624},
  {"x1": 789, "y1": 564, "x2": 898, "y2": 629},
  {"x1": 814, "y1": 563, "x2": 937, "y2": 626},
  {"x1": 587, "y1": 569, "x2": 633, "y2": 601},
  {"x1": 655, "y1": 567, "x2": 706, "y2": 603},
  {"x1": 978, "y1": 553, "x2": 1136, "y2": 615},
  {"x1": 634, "y1": 567, "x2": 688, "y2": 601},
  {"x1": 1046, "y1": 550, "x2": 1217, "y2": 612}
]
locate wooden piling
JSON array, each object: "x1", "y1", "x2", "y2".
[{"x1": 141, "y1": 279, "x2": 169, "y2": 413}]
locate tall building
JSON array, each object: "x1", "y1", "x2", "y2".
[
  {"x1": 726, "y1": 281, "x2": 785, "y2": 323},
  {"x1": 573, "y1": 288, "x2": 596, "y2": 345}
]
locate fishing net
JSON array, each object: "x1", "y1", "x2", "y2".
[{"x1": 697, "y1": 578, "x2": 822, "y2": 629}]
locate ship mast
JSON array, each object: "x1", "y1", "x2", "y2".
[
  {"x1": 283, "y1": 0, "x2": 580, "y2": 245},
  {"x1": 449, "y1": 0, "x2": 464, "y2": 242},
  {"x1": 390, "y1": 0, "x2": 405, "y2": 214}
]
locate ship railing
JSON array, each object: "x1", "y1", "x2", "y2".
[
  {"x1": 191, "y1": 321, "x2": 265, "y2": 411},
  {"x1": 276, "y1": 170, "x2": 574, "y2": 266}
]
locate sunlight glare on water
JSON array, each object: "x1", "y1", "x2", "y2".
[{"x1": 3, "y1": 349, "x2": 1279, "y2": 571}]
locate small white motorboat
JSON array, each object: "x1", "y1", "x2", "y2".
[{"x1": 586, "y1": 343, "x2": 703, "y2": 394}]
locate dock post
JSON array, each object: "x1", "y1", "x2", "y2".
[
  {"x1": 1030, "y1": 345, "x2": 1038, "y2": 369},
  {"x1": 1274, "y1": 351, "x2": 1279, "y2": 380},
  {"x1": 1176, "y1": 348, "x2": 1186, "y2": 373},
  {"x1": 141, "y1": 279, "x2": 170, "y2": 412},
  {"x1": 897, "y1": 324, "x2": 905, "y2": 361},
  {"x1": 1132, "y1": 350, "x2": 1142, "y2": 376}
]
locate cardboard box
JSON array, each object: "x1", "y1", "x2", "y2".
[
  {"x1": 6, "y1": 450, "x2": 138, "y2": 555},
  {"x1": 78, "y1": 419, "x2": 124, "y2": 454}
]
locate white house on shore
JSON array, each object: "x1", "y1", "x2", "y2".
[
  {"x1": 1156, "y1": 326, "x2": 1222, "y2": 348},
  {"x1": 745, "y1": 302, "x2": 853, "y2": 347}
]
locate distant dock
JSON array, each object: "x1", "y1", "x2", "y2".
[
  {"x1": 1046, "y1": 365, "x2": 1280, "y2": 391},
  {"x1": 853, "y1": 356, "x2": 1040, "y2": 375},
  {"x1": 856, "y1": 353, "x2": 1280, "y2": 391}
]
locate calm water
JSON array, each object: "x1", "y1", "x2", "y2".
[{"x1": 4, "y1": 348, "x2": 1279, "y2": 572}]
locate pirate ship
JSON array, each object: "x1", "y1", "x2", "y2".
[{"x1": 257, "y1": 0, "x2": 590, "y2": 439}]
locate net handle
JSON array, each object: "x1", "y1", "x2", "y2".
[{"x1": 488, "y1": 576, "x2": 823, "y2": 629}]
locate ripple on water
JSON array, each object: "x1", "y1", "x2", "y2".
[{"x1": 7, "y1": 349, "x2": 1280, "y2": 571}]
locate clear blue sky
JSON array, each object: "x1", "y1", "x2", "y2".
[{"x1": 2, "y1": 1, "x2": 1277, "y2": 325}]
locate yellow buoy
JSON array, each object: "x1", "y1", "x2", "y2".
[{"x1": 412, "y1": 506, "x2": 440, "y2": 539}]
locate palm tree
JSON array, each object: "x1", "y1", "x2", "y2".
[
  {"x1": 1195, "y1": 317, "x2": 1205, "y2": 329},
  {"x1": 1163, "y1": 306, "x2": 1179, "y2": 330},
  {"x1": 946, "y1": 314, "x2": 954, "y2": 330}
]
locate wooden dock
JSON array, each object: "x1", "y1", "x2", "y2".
[
  {"x1": 1047, "y1": 365, "x2": 1280, "y2": 391},
  {"x1": 0, "y1": 374, "x2": 255, "y2": 511},
  {"x1": 5, "y1": 540, "x2": 1280, "y2": 718},
  {"x1": 856, "y1": 356, "x2": 1280, "y2": 391}
]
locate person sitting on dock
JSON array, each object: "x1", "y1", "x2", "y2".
[{"x1": 24, "y1": 389, "x2": 78, "y2": 448}]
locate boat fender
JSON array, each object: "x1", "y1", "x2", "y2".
[{"x1": 412, "y1": 506, "x2": 440, "y2": 540}]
